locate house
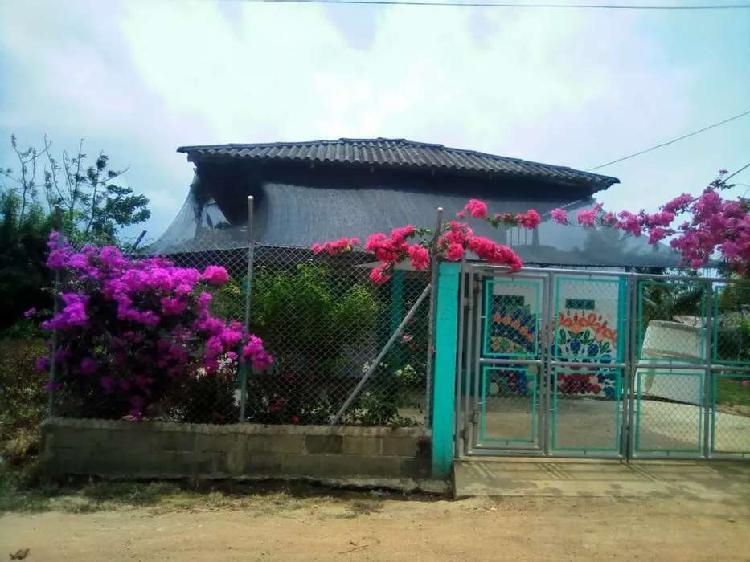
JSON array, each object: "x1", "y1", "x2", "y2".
[{"x1": 151, "y1": 137, "x2": 678, "y2": 268}]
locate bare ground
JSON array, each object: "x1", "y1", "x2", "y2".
[{"x1": 1, "y1": 488, "x2": 748, "y2": 561}]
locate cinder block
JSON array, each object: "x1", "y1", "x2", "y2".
[
  {"x1": 195, "y1": 433, "x2": 240, "y2": 454},
  {"x1": 382, "y1": 437, "x2": 418, "y2": 457},
  {"x1": 317, "y1": 455, "x2": 404, "y2": 477},
  {"x1": 305, "y1": 434, "x2": 343, "y2": 454},
  {"x1": 268, "y1": 433, "x2": 306, "y2": 454},
  {"x1": 342, "y1": 435, "x2": 383, "y2": 456}
]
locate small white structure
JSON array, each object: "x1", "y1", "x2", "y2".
[{"x1": 639, "y1": 320, "x2": 704, "y2": 405}]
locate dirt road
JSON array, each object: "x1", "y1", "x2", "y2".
[{"x1": 1, "y1": 491, "x2": 748, "y2": 561}]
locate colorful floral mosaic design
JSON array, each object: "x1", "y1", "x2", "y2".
[
  {"x1": 485, "y1": 295, "x2": 538, "y2": 396},
  {"x1": 555, "y1": 311, "x2": 619, "y2": 398},
  {"x1": 487, "y1": 297, "x2": 537, "y2": 356}
]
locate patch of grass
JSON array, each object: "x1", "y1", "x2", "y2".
[
  {"x1": 348, "y1": 499, "x2": 384, "y2": 516},
  {"x1": 0, "y1": 467, "x2": 60, "y2": 513},
  {"x1": 0, "y1": 472, "x2": 439, "y2": 515},
  {"x1": 81, "y1": 481, "x2": 181, "y2": 505},
  {"x1": 717, "y1": 378, "x2": 750, "y2": 406}
]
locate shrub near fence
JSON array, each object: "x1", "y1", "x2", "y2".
[
  {"x1": 38, "y1": 237, "x2": 432, "y2": 428},
  {"x1": 170, "y1": 244, "x2": 432, "y2": 427},
  {"x1": 0, "y1": 338, "x2": 48, "y2": 465}
]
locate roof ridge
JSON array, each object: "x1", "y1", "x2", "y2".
[{"x1": 176, "y1": 137, "x2": 620, "y2": 188}]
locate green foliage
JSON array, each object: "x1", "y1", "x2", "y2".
[
  {"x1": 640, "y1": 277, "x2": 707, "y2": 326},
  {"x1": 246, "y1": 263, "x2": 381, "y2": 424},
  {"x1": 0, "y1": 191, "x2": 54, "y2": 332},
  {"x1": 717, "y1": 377, "x2": 750, "y2": 406},
  {"x1": 351, "y1": 364, "x2": 421, "y2": 427},
  {"x1": 0, "y1": 338, "x2": 47, "y2": 466},
  {"x1": 210, "y1": 275, "x2": 245, "y2": 321},
  {"x1": 252, "y1": 263, "x2": 379, "y2": 376},
  {"x1": 0, "y1": 135, "x2": 151, "y2": 334}
]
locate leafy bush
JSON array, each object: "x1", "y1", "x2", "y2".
[
  {"x1": 38, "y1": 233, "x2": 271, "y2": 421},
  {"x1": 248, "y1": 264, "x2": 380, "y2": 424},
  {"x1": 0, "y1": 338, "x2": 47, "y2": 465}
]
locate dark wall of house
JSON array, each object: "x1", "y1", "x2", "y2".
[{"x1": 191, "y1": 159, "x2": 596, "y2": 226}]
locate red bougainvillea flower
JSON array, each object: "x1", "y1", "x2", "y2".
[
  {"x1": 369, "y1": 264, "x2": 391, "y2": 284},
  {"x1": 516, "y1": 209, "x2": 541, "y2": 229},
  {"x1": 407, "y1": 244, "x2": 430, "y2": 270},
  {"x1": 463, "y1": 199, "x2": 488, "y2": 219},
  {"x1": 202, "y1": 265, "x2": 230, "y2": 285},
  {"x1": 550, "y1": 208, "x2": 568, "y2": 225},
  {"x1": 311, "y1": 237, "x2": 360, "y2": 255}
]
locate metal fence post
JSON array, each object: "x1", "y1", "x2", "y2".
[
  {"x1": 47, "y1": 205, "x2": 62, "y2": 417},
  {"x1": 702, "y1": 279, "x2": 713, "y2": 458},
  {"x1": 239, "y1": 195, "x2": 255, "y2": 422},
  {"x1": 425, "y1": 207, "x2": 444, "y2": 427}
]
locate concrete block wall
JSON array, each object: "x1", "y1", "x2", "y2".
[{"x1": 41, "y1": 418, "x2": 432, "y2": 481}]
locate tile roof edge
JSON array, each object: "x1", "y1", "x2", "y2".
[{"x1": 176, "y1": 138, "x2": 619, "y2": 186}]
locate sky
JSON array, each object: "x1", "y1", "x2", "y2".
[{"x1": 1, "y1": 0, "x2": 749, "y2": 241}]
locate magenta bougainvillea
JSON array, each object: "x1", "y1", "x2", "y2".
[
  {"x1": 37, "y1": 232, "x2": 272, "y2": 418},
  {"x1": 313, "y1": 199, "x2": 539, "y2": 283},
  {"x1": 552, "y1": 171, "x2": 750, "y2": 271},
  {"x1": 313, "y1": 171, "x2": 750, "y2": 278}
]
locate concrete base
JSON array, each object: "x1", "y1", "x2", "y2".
[
  {"x1": 453, "y1": 458, "x2": 750, "y2": 501},
  {"x1": 41, "y1": 418, "x2": 436, "y2": 487}
]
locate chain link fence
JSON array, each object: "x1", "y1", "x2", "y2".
[
  {"x1": 633, "y1": 275, "x2": 750, "y2": 458},
  {"x1": 129, "y1": 241, "x2": 433, "y2": 427}
]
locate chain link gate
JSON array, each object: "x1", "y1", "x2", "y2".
[{"x1": 455, "y1": 264, "x2": 750, "y2": 460}]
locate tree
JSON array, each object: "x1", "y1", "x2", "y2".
[
  {"x1": 0, "y1": 190, "x2": 53, "y2": 332},
  {"x1": 0, "y1": 135, "x2": 152, "y2": 333},
  {"x1": 1, "y1": 135, "x2": 150, "y2": 245}
]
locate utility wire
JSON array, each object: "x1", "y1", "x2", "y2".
[
  {"x1": 726, "y1": 161, "x2": 750, "y2": 183},
  {"x1": 588, "y1": 109, "x2": 750, "y2": 171},
  {"x1": 228, "y1": 0, "x2": 750, "y2": 8}
]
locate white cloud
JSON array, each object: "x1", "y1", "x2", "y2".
[{"x1": 1, "y1": 0, "x2": 748, "y2": 238}]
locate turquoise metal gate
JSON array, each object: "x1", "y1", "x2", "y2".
[
  {"x1": 457, "y1": 264, "x2": 628, "y2": 457},
  {"x1": 453, "y1": 263, "x2": 750, "y2": 460}
]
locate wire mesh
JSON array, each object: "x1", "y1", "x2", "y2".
[
  {"x1": 713, "y1": 282, "x2": 750, "y2": 367},
  {"x1": 634, "y1": 369, "x2": 705, "y2": 455},
  {"x1": 245, "y1": 247, "x2": 430, "y2": 427},
  {"x1": 552, "y1": 367, "x2": 623, "y2": 453},
  {"x1": 635, "y1": 278, "x2": 709, "y2": 363},
  {"x1": 712, "y1": 372, "x2": 750, "y2": 455},
  {"x1": 478, "y1": 365, "x2": 540, "y2": 448}
]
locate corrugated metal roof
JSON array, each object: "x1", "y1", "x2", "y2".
[{"x1": 177, "y1": 138, "x2": 618, "y2": 189}]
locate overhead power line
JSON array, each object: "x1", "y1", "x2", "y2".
[
  {"x1": 726, "y1": 161, "x2": 750, "y2": 183},
  {"x1": 229, "y1": 0, "x2": 750, "y2": 8},
  {"x1": 588, "y1": 109, "x2": 750, "y2": 171}
]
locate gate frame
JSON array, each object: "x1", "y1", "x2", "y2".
[{"x1": 432, "y1": 261, "x2": 750, "y2": 475}]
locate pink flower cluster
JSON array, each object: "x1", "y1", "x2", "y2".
[
  {"x1": 39, "y1": 233, "x2": 272, "y2": 418},
  {"x1": 549, "y1": 171, "x2": 750, "y2": 270},
  {"x1": 310, "y1": 198, "x2": 538, "y2": 283},
  {"x1": 362, "y1": 225, "x2": 429, "y2": 282},
  {"x1": 311, "y1": 237, "x2": 361, "y2": 256}
]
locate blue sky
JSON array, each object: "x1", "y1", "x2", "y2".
[{"x1": 1, "y1": 0, "x2": 748, "y2": 240}]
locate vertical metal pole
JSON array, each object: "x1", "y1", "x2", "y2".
[
  {"x1": 472, "y1": 268, "x2": 483, "y2": 448},
  {"x1": 239, "y1": 196, "x2": 255, "y2": 422},
  {"x1": 620, "y1": 273, "x2": 633, "y2": 460},
  {"x1": 626, "y1": 274, "x2": 639, "y2": 461},
  {"x1": 424, "y1": 207, "x2": 444, "y2": 428},
  {"x1": 702, "y1": 279, "x2": 713, "y2": 458},
  {"x1": 47, "y1": 205, "x2": 62, "y2": 417},
  {"x1": 541, "y1": 272, "x2": 553, "y2": 455},
  {"x1": 453, "y1": 259, "x2": 467, "y2": 457},
  {"x1": 464, "y1": 265, "x2": 477, "y2": 452}
]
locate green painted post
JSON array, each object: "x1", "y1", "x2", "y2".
[{"x1": 432, "y1": 262, "x2": 460, "y2": 478}]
